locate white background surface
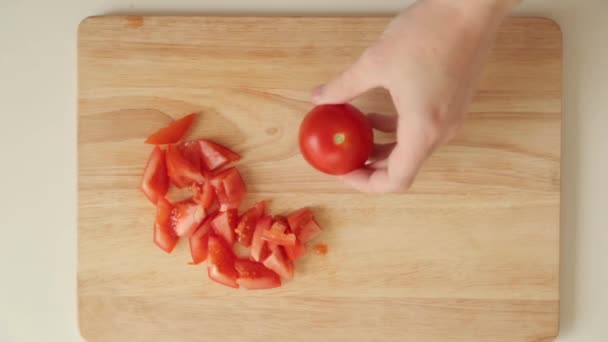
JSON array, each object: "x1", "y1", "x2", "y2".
[{"x1": 1, "y1": 0, "x2": 606, "y2": 341}]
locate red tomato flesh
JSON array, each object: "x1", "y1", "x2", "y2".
[
  {"x1": 177, "y1": 140, "x2": 203, "y2": 172},
  {"x1": 207, "y1": 235, "x2": 239, "y2": 288},
  {"x1": 154, "y1": 198, "x2": 178, "y2": 253},
  {"x1": 166, "y1": 145, "x2": 204, "y2": 188},
  {"x1": 263, "y1": 245, "x2": 294, "y2": 280},
  {"x1": 145, "y1": 113, "x2": 196, "y2": 145},
  {"x1": 192, "y1": 181, "x2": 215, "y2": 210},
  {"x1": 211, "y1": 209, "x2": 238, "y2": 245},
  {"x1": 284, "y1": 242, "x2": 307, "y2": 261},
  {"x1": 262, "y1": 229, "x2": 296, "y2": 246},
  {"x1": 235, "y1": 207, "x2": 259, "y2": 247},
  {"x1": 171, "y1": 199, "x2": 206, "y2": 237},
  {"x1": 251, "y1": 215, "x2": 272, "y2": 262},
  {"x1": 299, "y1": 104, "x2": 373, "y2": 175},
  {"x1": 235, "y1": 259, "x2": 281, "y2": 290},
  {"x1": 141, "y1": 146, "x2": 169, "y2": 205},
  {"x1": 189, "y1": 213, "x2": 216, "y2": 264},
  {"x1": 287, "y1": 207, "x2": 312, "y2": 234},
  {"x1": 210, "y1": 167, "x2": 246, "y2": 211},
  {"x1": 296, "y1": 219, "x2": 322, "y2": 244},
  {"x1": 198, "y1": 139, "x2": 241, "y2": 171}
]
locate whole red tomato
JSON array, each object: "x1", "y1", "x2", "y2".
[{"x1": 299, "y1": 104, "x2": 373, "y2": 175}]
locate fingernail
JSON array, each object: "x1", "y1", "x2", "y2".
[{"x1": 311, "y1": 85, "x2": 324, "y2": 103}]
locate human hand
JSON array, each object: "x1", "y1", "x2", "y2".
[{"x1": 312, "y1": 0, "x2": 519, "y2": 193}]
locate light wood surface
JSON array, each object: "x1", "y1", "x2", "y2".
[{"x1": 77, "y1": 16, "x2": 561, "y2": 342}]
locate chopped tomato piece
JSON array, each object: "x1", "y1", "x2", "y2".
[
  {"x1": 154, "y1": 198, "x2": 178, "y2": 253},
  {"x1": 255, "y1": 200, "x2": 267, "y2": 217},
  {"x1": 251, "y1": 215, "x2": 272, "y2": 262},
  {"x1": 211, "y1": 167, "x2": 246, "y2": 211},
  {"x1": 211, "y1": 209, "x2": 237, "y2": 245},
  {"x1": 189, "y1": 213, "x2": 216, "y2": 264},
  {"x1": 313, "y1": 243, "x2": 328, "y2": 255},
  {"x1": 207, "y1": 235, "x2": 239, "y2": 288},
  {"x1": 235, "y1": 259, "x2": 281, "y2": 290},
  {"x1": 141, "y1": 146, "x2": 169, "y2": 205},
  {"x1": 284, "y1": 242, "x2": 307, "y2": 261},
  {"x1": 198, "y1": 139, "x2": 240, "y2": 171},
  {"x1": 262, "y1": 229, "x2": 296, "y2": 246},
  {"x1": 166, "y1": 145, "x2": 204, "y2": 188},
  {"x1": 145, "y1": 113, "x2": 196, "y2": 145},
  {"x1": 171, "y1": 199, "x2": 206, "y2": 237},
  {"x1": 296, "y1": 219, "x2": 322, "y2": 244},
  {"x1": 235, "y1": 206, "x2": 260, "y2": 247},
  {"x1": 177, "y1": 140, "x2": 203, "y2": 172},
  {"x1": 263, "y1": 245, "x2": 294, "y2": 280},
  {"x1": 192, "y1": 181, "x2": 215, "y2": 210},
  {"x1": 287, "y1": 207, "x2": 313, "y2": 234}
]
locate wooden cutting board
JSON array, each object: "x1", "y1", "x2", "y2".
[{"x1": 78, "y1": 16, "x2": 561, "y2": 342}]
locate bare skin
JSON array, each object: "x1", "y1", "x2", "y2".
[{"x1": 312, "y1": 0, "x2": 520, "y2": 193}]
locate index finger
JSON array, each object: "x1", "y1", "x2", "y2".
[{"x1": 340, "y1": 127, "x2": 433, "y2": 193}]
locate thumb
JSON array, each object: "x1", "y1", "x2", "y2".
[{"x1": 312, "y1": 58, "x2": 378, "y2": 105}]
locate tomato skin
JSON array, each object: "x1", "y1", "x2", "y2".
[
  {"x1": 299, "y1": 104, "x2": 373, "y2": 175},
  {"x1": 145, "y1": 113, "x2": 196, "y2": 145},
  {"x1": 141, "y1": 146, "x2": 169, "y2": 205},
  {"x1": 154, "y1": 198, "x2": 178, "y2": 253}
]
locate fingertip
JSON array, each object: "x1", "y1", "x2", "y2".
[{"x1": 311, "y1": 85, "x2": 325, "y2": 104}]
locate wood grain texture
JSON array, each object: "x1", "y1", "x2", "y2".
[{"x1": 77, "y1": 16, "x2": 561, "y2": 342}]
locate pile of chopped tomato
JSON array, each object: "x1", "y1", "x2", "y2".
[{"x1": 141, "y1": 113, "x2": 324, "y2": 289}]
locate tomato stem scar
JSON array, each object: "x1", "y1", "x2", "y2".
[{"x1": 333, "y1": 133, "x2": 345, "y2": 145}]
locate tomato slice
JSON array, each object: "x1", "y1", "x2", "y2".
[
  {"x1": 171, "y1": 199, "x2": 206, "y2": 237},
  {"x1": 207, "y1": 235, "x2": 239, "y2": 288},
  {"x1": 296, "y1": 219, "x2": 322, "y2": 244},
  {"x1": 145, "y1": 113, "x2": 196, "y2": 145},
  {"x1": 198, "y1": 139, "x2": 241, "y2": 171},
  {"x1": 251, "y1": 215, "x2": 272, "y2": 262},
  {"x1": 210, "y1": 167, "x2": 246, "y2": 211},
  {"x1": 211, "y1": 209, "x2": 237, "y2": 245},
  {"x1": 166, "y1": 145, "x2": 204, "y2": 188},
  {"x1": 284, "y1": 241, "x2": 307, "y2": 261},
  {"x1": 141, "y1": 146, "x2": 169, "y2": 205},
  {"x1": 154, "y1": 198, "x2": 178, "y2": 253},
  {"x1": 192, "y1": 181, "x2": 215, "y2": 210},
  {"x1": 263, "y1": 245, "x2": 294, "y2": 280},
  {"x1": 189, "y1": 212, "x2": 216, "y2": 264},
  {"x1": 235, "y1": 259, "x2": 281, "y2": 290},
  {"x1": 287, "y1": 208, "x2": 313, "y2": 234},
  {"x1": 235, "y1": 206, "x2": 261, "y2": 247}
]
